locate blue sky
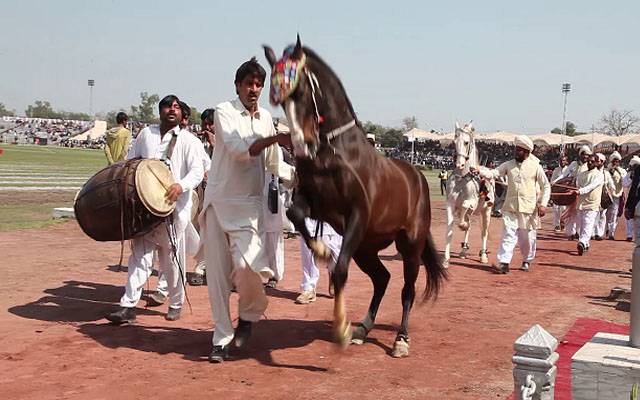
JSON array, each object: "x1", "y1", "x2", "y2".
[{"x1": 1, "y1": 0, "x2": 638, "y2": 133}]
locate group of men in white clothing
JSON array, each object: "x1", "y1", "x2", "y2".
[
  {"x1": 550, "y1": 145, "x2": 638, "y2": 256},
  {"x1": 104, "y1": 58, "x2": 341, "y2": 364}
]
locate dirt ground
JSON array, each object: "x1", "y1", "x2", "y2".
[{"x1": 0, "y1": 199, "x2": 631, "y2": 399}]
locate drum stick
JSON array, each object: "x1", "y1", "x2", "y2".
[
  {"x1": 147, "y1": 165, "x2": 176, "y2": 204},
  {"x1": 147, "y1": 164, "x2": 171, "y2": 190}
]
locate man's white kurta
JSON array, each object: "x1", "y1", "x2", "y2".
[
  {"x1": 202, "y1": 98, "x2": 293, "y2": 277},
  {"x1": 128, "y1": 125, "x2": 205, "y2": 232}
]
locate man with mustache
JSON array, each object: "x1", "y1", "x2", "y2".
[
  {"x1": 552, "y1": 145, "x2": 592, "y2": 239},
  {"x1": 551, "y1": 155, "x2": 569, "y2": 232},
  {"x1": 571, "y1": 154, "x2": 604, "y2": 255},
  {"x1": 480, "y1": 135, "x2": 551, "y2": 273},
  {"x1": 606, "y1": 151, "x2": 627, "y2": 240},
  {"x1": 201, "y1": 57, "x2": 293, "y2": 363},
  {"x1": 106, "y1": 95, "x2": 204, "y2": 324}
]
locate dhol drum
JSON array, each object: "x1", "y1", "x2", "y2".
[
  {"x1": 550, "y1": 176, "x2": 578, "y2": 206},
  {"x1": 74, "y1": 158, "x2": 176, "y2": 241}
]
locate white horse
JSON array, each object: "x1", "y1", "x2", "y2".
[{"x1": 443, "y1": 121, "x2": 492, "y2": 268}]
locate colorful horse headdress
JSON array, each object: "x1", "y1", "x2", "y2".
[{"x1": 269, "y1": 45, "x2": 307, "y2": 105}]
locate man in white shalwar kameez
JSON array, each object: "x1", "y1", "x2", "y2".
[
  {"x1": 480, "y1": 135, "x2": 550, "y2": 273},
  {"x1": 606, "y1": 151, "x2": 627, "y2": 240},
  {"x1": 106, "y1": 95, "x2": 204, "y2": 324},
  {"x1": 201, "y1": 58, "x2": 293, "y2": 363},
  {"x1": 572, "y1": 154, "x2": 604, "y2": 255},
  {"x1": 151, "y1": 103, "x2": 211, "y2": 302},
  {"x1": 552, "y1": 145, "x2": 592, "y2": 239},
  {"x1": 295, "y1": 218, "x2": 343, "y2": 304},
  {"x1": 551, "y1": 155, "x2": 569, "y2": 232},
  {"x1": 593, "y1": 153, "x2": 615, "y2": 240}
]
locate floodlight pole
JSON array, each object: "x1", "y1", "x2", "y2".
[
  {"x1": 561, "y1": 83, "x2": 571, "y2": 156},
  {"x1": 410, "y1": 131, "x2": 415, "y2": 165},
  {"x1": 88, "y1": 79, "x2": 95, "y2": 118}
]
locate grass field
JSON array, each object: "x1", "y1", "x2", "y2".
[
  {"x1": 0, "y1": 145, "x2": 107, "y2": 230},
  {"x1": 0, "y1": 144, "x2": 444, "y2": 231}
]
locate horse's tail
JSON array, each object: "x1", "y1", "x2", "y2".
[{"x1": 421, "y1": 232, "x2": 449, "y2": 302}]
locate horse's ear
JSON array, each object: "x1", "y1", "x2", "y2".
[
  {"x1": 263, "y1": 45, "x2": 277, "y2": 67},
  {"x1": 293, "y1": 34, "x2": 304, "y2": 60},
  {"x1": 455, "y1": 121, "x2": 460, "y2": 130},
  {"x1": 467, "y1": 121, "x2": 474, "y2": 132}
]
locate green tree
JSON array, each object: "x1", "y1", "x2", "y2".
[
  {"x1": 550, "y1": 121, "x2": 578, "y2": 136},
  {"x1": 25, "y1": 100, "x2": 55, "y2": 118},
  {"x1": 402, "y1": 116, "x2": 418, "y2": 131},
  {"x1": 130, "y1": 92, "x2": 159, "y2": 123},
  {"x1": 0, "y1": 103, "x2": 15, "y2": 117},
  {"x1": 189, "y1": 106, "x2": 201, "y2": 126},
  {"x1": 378, "y1": 128, "x2": 404, "y2": 148}
]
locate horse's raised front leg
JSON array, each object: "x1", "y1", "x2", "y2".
[
  {"x1": 479, "y1": 202, "x2": 491, "y2": 263},
  {"x1": 332, "y1": 209, "x2": 367, "y2": 349},
  {"x1": 286, "y1": 193, "x2": 331, "y2": 260},
  {"x1": 350, "y1": 248, "x2": 391, "y2": 345},
  {"x1": 444, "y1": 203, "x2": 454, "y2": 268}
]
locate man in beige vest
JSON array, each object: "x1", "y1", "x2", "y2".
[
  {"x1": 480, "y1": 135, "x2": 550, "y2": 273},
  {"x1": 571, "y1": 154, "x2": 604, "y2": 255},
  {"x1": 606, "y1": 151, "x2": 627, "y2": 240}
]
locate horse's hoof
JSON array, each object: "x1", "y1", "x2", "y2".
[
  {"x1": 351, "y1": 324, "x2": 368, "y2": 345},
  {"x1": 459, "y1": 252, "x2": 467, "y2": 259},
  {"x1": 310, "y1": 240, "x2": 331, "y2": 260},
  {"x1": 480, "y1": 255, "x2": 489, "y2": 263},
  {"x1": 391, "y1": 336, "x2": 410, "y2": 358},
  {"x1": 443, "y1": 259, "x2": 449, "y2": 269},
  {"x1": 334, "y1": 321, "x2": 352, "y2": 349}
]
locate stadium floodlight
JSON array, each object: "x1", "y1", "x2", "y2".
[
  {"x1": 88, "y1": 79, "x2": 95, "y2": 118},
  {"x1": 560, "y1": 83, "x2": 571, "y2": 155}
]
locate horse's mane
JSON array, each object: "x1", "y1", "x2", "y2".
[{"x1": 302, "y1": 46, "x2": 362, "y2": 130}]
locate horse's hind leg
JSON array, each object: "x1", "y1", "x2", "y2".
[
  {"x1": 479, "y1": 202, "x2": 491, "y2": 263},
  {"x1": 393, "y1": 237, "x2": 421, "y2": 358},
  {"x1": 444, "y1": 204, "x2": 454, "y2": 268},
  {"x1": 350, "y1": 248, "x2": 391, "y2": 345}
]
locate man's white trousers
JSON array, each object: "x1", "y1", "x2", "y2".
[{"x1": 204, "y1": 206, "x2": 268, "y2": 348}]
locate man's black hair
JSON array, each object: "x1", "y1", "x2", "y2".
[
  {"x1": 234, "y1": 57, "x2": 266, "y2": 85},
  {"x1": 179, "y1": 100, "x2": 191, "y2": 119},
  {"x1": 158, "y1": 94, "x2": 180, "y2": 113},
  {"x1": 201, "y1": 108, "x2": 215, "y2": 123},
  {"x1": 116, "y1": 112, "x2": 128, "y2": 124}
]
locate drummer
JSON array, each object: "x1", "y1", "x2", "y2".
[
  {"x1": 106, "y1": 94, "x2": 204, "y2": 324},
  {"x1": 148, "y1": 101, "x2": 212, "y2": 304},
  {"x1": 552, "y1": 145, "x2": 592, "y2": 239}
]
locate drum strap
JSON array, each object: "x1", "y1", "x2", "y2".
[{"x1": 163, "y1": 131, "x2": 179, "y2": 163}]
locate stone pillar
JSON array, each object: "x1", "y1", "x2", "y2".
[{"x1": 512, "y1": 324, "x2": 559, "y2": 400}]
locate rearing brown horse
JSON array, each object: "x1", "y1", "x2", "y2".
[{"x1": 264, "y1": 37, "x2": 447, "y2": 358}]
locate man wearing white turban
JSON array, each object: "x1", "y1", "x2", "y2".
[
  {"x1": 606, "y1": 151, "x2": 627, "y2": 240},
  {"x1": 480, "y1": 135, "x2": 550, "y2": 272},
  {"x1": 571, "y1": 154, "x2": 604, "y2": 255},
  {"x1": 593, "y1": 153, "x2": 615, "y2": 240},
  {"x1": 552, "y1": 145, "x2": 592, "y2": 239},
  {"x1": 551, "y1": 155, "x2": 569, "y2": 232}
]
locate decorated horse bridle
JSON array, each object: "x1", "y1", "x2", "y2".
[{"x1": 270, "y1": 46, "x2": 356, "y2": 142}]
